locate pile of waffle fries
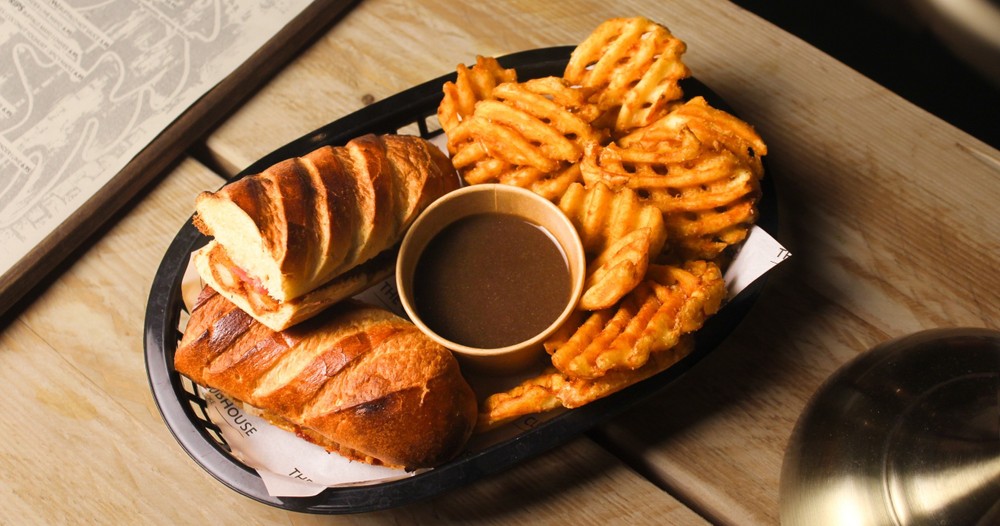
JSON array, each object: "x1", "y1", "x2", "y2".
[{"x1": 436, "y1": 16, "x2": 768, "y2": 431}]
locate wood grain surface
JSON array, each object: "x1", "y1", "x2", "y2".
[{"x1": 2, "y1": 0, "x2": 997, "y2": 524}]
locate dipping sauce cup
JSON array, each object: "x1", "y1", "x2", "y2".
[{"x1": 396, "y1": 184, "x2": 586, "y2": 375}]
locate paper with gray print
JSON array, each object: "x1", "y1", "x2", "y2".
[{"x1": 0, "y1": 0, "x2": 311, "y2": 275}]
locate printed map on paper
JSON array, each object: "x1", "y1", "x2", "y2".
[{"x1": 0, "y1": 0, "x2": 311, "y2": 276}]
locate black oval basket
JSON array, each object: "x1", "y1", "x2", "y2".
[{"x1": 144, "y1": 46, "x2": 779, "y2": 514}]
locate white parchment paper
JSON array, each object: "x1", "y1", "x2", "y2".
[{"x1": 201, "y1": 386, "x2": 421, "y2": 497}]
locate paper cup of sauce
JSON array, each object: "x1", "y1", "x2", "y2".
[{"x1": 396, "y1": 184, "x2": 586, "y2": 375}]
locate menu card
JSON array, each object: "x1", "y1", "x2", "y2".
[{"x1": 0, "y1": 0, "x2": 352, "y2": 316}]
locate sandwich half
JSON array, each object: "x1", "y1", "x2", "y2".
[{"x1": 192, "y1": 133, "x2": 459, "y2": 331}]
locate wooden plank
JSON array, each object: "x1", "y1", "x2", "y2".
[{"x1": 0, "y1": 314, "x2": 295, "y2": 525}]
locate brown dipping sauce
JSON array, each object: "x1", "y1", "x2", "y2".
[{"x1": 413, "y1": 212, "x2": 571, "y2": 349}]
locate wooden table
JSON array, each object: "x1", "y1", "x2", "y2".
[{"x1": 2, "y1": 1, "x2": 997, "y2": 524}]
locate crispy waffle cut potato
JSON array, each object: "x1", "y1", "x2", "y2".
[
  {"x1": 563, "y1": 16, "x2": 690, "y2": 135},
  {"x1": 558, "y1": 182, "x2": 666, "y2": 255},
  {"x1": 437, "y1": 56, "x2": 518, "y2": 135},
  {"x1": 548, "y1": 261, "x2": 726, "y2": 380},
  {"x1": 580, "y1": 227, "x2": 657, "y2": 310},
  {"x1": 477, "y1": 336, "x2": 695, "y2": 432},
  {"x1": 446, "y1": 77, "x2": 603, "y2": 200},
  {"x1": 655, "y1": 96, "x2": 768, "y2": 167},
  {"x1": 558, "y1": 182, "x2": 667, "y2": 309},
  {"x1": 582, "y1": 97, "x2": 767, "y2": 261}
]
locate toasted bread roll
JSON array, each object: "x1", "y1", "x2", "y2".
[
  {"x1": 192, "y1": 134, "x2": 459, "y2": 330},
  {"x1": 175, "y1": 288, "x2": 478, "y2": 470}
]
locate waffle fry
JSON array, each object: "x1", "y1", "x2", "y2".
[
  {"x1": 564, "y1": 17, "x2": 690, "y2": 134},
  {"x1": 558, "y1": 182, "x2": 668, "y2": 309},
  {"x1": 582, "y1": 97, "x2": 766, "y2": 261},
  {"x1": 477, "y1": 336, "x2": 695, "y2": 432},
  {"x1": 438, "y1": 56, "x2": 517, "y2": 134},
  {"x1": 558, "y1": 181, "x2": 666, "y2": 256},
  {"x1": 580, "y1": 227, "x2": 656, "y2": 310},
  {"x1": 476, "y1": 373, "x2": 566, "y2": 432},
  {"x1": 652, "y1": 96, "x2": 768, "y2": 163},
  {"x1": 485, "y1": 263, "x2": 718, "y2": 429},
  {"x1": 549, "y1": 261, "x2": 725, "y2": 380},
  {"x1": 447, "y1": 77, "x2": 602, "y2": 199}
]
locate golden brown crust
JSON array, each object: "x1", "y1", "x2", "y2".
[
  {"x1": 176, "y1": 289, "x2": 478, "y2": 470},
  {"x1": 192, "y1": 134, "x2": 460, "y2": 330}
]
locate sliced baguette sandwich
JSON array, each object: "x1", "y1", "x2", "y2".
[
  {"x1": 175, "y1": 287, "x2": 478, "y2": 470},
  {"x1": 192, "y1": 133, "x2": 459, "y2": 331}
]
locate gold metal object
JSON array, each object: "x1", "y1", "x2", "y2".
[{"x1": 781, "y1": 327, "x2": 1000, "y2": 525}]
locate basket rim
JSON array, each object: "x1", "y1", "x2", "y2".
[{"x1": 143, "y1": 45, "x2": 779, "y2": 514}]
